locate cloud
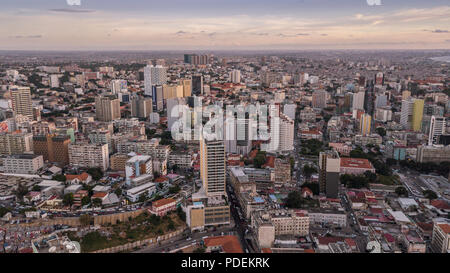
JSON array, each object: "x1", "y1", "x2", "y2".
[
  {"x1": 296, "y1": 33, "x2": 310, "y2": 36},
  {"x1": 432, "y1": 29, "x2": 449, "y2": 33},
  {"x1": 175, "y1": 30, "x2": 188, "y2": 35},
  {"x1": 49, "y1": 8, "x2": 95, "y2": 13}
]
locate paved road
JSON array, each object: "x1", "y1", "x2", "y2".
[{"x1": 134, "y1": 226, "x2": 236, "y2": 253}]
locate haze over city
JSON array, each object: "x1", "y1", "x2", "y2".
[{"x1": 0, "y1": 0, "x2": 449, "y2": 50}]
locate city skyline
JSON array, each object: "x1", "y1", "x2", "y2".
[{"x1": 0, "y1": 0, "x2": 449, "y2": 50}]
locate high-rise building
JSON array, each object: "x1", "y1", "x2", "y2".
[
  {"x1": 319, "y1": 150, "x2": 341, "y2": 198},
  {"x1": 69, "y1": 142, "x2": 109, "y2": 171},
  {"x1": 375, "y1": 72, "x2": 384, "y2": 85},
  {"x1": 95, "y1": 94, "x2": 121, "y2": 122},
  {"x1": 312, "y1": 90, "x2": 327, "y2": 109},
  {"x1": 431, "y1": 221, "x2": 450, "y2": 253},
  {"x1": 184, "y1": 54, "x2": 210, "y2": 65},
  {"x1": 88, "y1": 129, "x2": 112, "y2": 154},
  {"x1": 400, "y1": 98, "x2": 424, "y2": 131},
  {"x1": 131, "y1": 95, "x2": 153, "y2": 118},
  {"x1": 111, "y1": 79, "x2": 127, "y2": 94},
  {"x1": 230, "y1": 69, "x2": 241, "y2": 84},
  {"x1": 33, "y1": 134, "x2": 71, "y2": 165},
  {"x1": 144, "y1": 65, "x2": 167, "y2": 96},
  {"x1": 192, "y1": 75, "x2": 204, "y2": 95},
  {"x1": 0, "y1": 131, "x2": 33, "y2": 155},
  {"x1": 181, "y1": 79, "x2": 192, "y2": 97},
  {"x1": 10, "y1": 86, "x2": 33, "y2": 120},
  {"x1": 360, "y1": 114, "x2": 372, "y2": 136},
  {"x1": 166, "y1": 97, "x2": 186, "y2": 131},
  {"x1": 152, "y1": 85, "x2": 164, "y2": 111},
  {"x1": 428, "y1": 116, "x2": 446, "y2": 146},
  {"x1": 200, "y1": 138, "x2": 226, "y2": 197},
  {"x1": 412, "y1": 99, "x2": 424, "y2": 132}
]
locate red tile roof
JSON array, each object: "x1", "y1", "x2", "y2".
[
  {"x1": 65, "y1": 172, "x2": 90, "y2": 181},
  {"x1": 204, "y1": 235, "x2": 243, "y2": 253},
  {"x1": 152, "y1": 198, "x2": 176, "y2": 208},
  {"x1": 340, "y1": 157, "x2": 374, "y2": 170}
]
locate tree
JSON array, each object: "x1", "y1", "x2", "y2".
[
  {"x1": 286, "y1": 191, "x2": 304, "y2": 208},
  {"x1": 92, "y1": 198, "x2": 103, "y2": 207},
  {"x1": 253, "y1": 151, "x2": 267, "y2": 168},
  {"x1": 423, "y1": 190, "x2": 438, "y2": 200},
  {"x1": 177, "y1": 206, "x2": 186, "y2": 221},
  {"x1": 114, "y1": 188, "x2": 122, "y2": 196},
  {"x1": 52, "y1": 174, "x2": 67, "y2": 182},
  {"x1": 395, "y1": 187, "x2": 408, "y2": 197},
  {"x1": 303, "y1": 165, "x2": 317, "y2": 179},
  {"x1": 63, "y1": 193, "x2": 74, "y2": 206},
  {"x1": 193, "y1": 247, "x2": 206, "y2": 253},
  {"x1": 169, "y1": 185, "x2": 181, "y2": 194},
  {"x1": 375, "y1": 127, "x2": 386, "y2": 137},
  {"x1": 81, "y1": 196, "x2": 91, "y2": 206},
  {"x1": 364, "y1": 171, "x2": 377, "y2": 183},
  {"x1": 87, "y1": 168, "x2": 103, "y2": 181}
]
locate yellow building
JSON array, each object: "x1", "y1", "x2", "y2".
[
  {"x1": 412, "y1": 99, "x2": 424, "y2": 132},
  {"x1": 359, "y1": 114, "x2": 372, "y2": 136}
]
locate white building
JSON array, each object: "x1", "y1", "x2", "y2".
[
  {"x1": 68, "y1": 143, "x2": 109, "y2": 171},
  {"x1": 230, "y1": 69, "x2": 241, "y2": 84},
  {"x1": 3, "y1": 154, "x2": 44, "y2": 174},
  {"x1": 126, "y1": 182, "x2": 156, "y2": 202},
  {"x1": 428, "y1": 116, "x2": 445, "y2": 145},
  {"x1": 111, "y1": 79, "x2": 128, "y2": 94},
  {"x1": 144, "y1": 65, "x2": 167, "y2": 96},
  {"x1": 352, "y1": 91, "x2": 365, "y2": 111}
]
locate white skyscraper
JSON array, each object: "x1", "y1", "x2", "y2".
[
  {"x1": 428, "y1": 116, "x2": 446, "y2": 146},
  {"x1": 352, "y1": 91, "x2": 365, "y2": 111},
  {"x1": 268, "y1": 105, "x2": 294, "y2": 153},
  {"x1": 230, "y1": 69, "x2": 241, "y2": 84},
  {"x1": 279, "y1": 113, "x2": 295, "y2": 152},
  {"x1": 144, "y1": 65, "x2": 167, "y2": 96}
]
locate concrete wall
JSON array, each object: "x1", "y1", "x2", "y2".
[{"x1": 91, "y1": 228, "x2": 185, "y2": 253}]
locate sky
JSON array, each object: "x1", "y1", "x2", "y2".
[{"x1": 0, "y1": 0, "x2": 449, "y2": 50}]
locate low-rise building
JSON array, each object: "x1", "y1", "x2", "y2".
[
  {"x1": 149, "y1": 198, "x2": 177, "y2": 216},
  {"x1": 126, "y1": 182, "x2": 156, "y2": 202},
  {"x1": 3, "y1": 154, "x2": 44, "y2": 174}
]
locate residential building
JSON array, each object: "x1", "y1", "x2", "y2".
[
  {"x1": 95, "y1": 94, "x2": 121, "y2": 122},
  {"x1": 68, "y1": 143, "x2": 109, "y2": 171},
  {"x1": 3, "y1": 154, "x2": 44, "y2": 174},
  {"x1": 33, "y1": 134, "x2": 70, "y2": 166}
]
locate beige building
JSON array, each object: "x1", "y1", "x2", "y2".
[
  {"x1": 251, "y1": 209, "x2": 310, "y2": 249},
  {"x1": 69, "y1": 143, "x2": 109, "y2": 171},
  {"x1": 33, "y1": 134, "x2": 70, "y2": 166},
  {"x1": 181, "y1": 79, "x2": 192, "y2": 97},
  {"x1": 4, "y1": 154, "x2": 44, "y2": 174},
  {"x1": 431, "y1": 221, "x2": 450, "y2": 253},
  {"x1": 95, "y1": 94, "x2": 121, "y2": 122},
  {"x1": 274, "y1": 158, "x2": 291, "y2": 186},
  {"x1": 186, "y1": 138, "x2": 230, "y2": 231},
  {"x1": 200, "y1": 138, "x2": 226, "y2": 196},
  {"x1": 131, "y1": 95, "x2": 153, "y2": 118},
  {"x1": 110, "y1": 153, "x2": 131, "y2": 171},
  {"x1": 10, "y1": 86, "x2": 33, "y2": 120},
  {"x1": 0, "y1": 131, "x2": 33, "y2": 155}
]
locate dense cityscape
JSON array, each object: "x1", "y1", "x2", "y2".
[
  {"x1": 0, "y1": 50, "x2": 449, "y2": 254},
  {"x1": 0, "y1": 1, "x2": 449, "y2": 262}
]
